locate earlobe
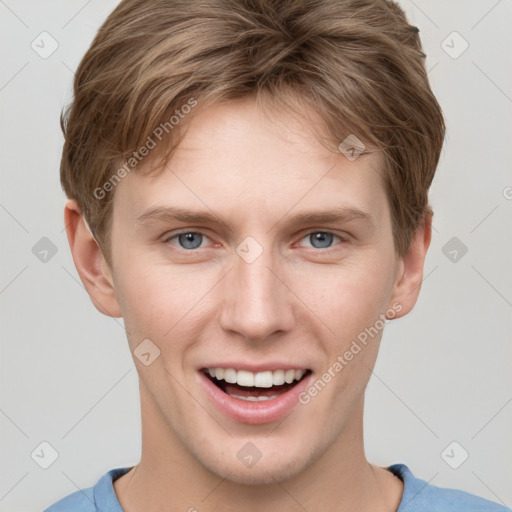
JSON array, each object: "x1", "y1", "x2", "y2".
[
  {"x1": 64, "y1": 199, "x2": 123, "y2": 318},
  {"x1": 387, "y1": 215, "x2": 432, "y2": 319}
]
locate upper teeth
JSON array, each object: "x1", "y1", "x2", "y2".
[{"x1": 207, "y1": 368, "x2": 305, "y2": 388}]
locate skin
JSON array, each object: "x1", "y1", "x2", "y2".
[{"x1": 65, "y1": 96, "x2": 431, "y2": 511}]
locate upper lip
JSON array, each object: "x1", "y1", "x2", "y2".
[{"x1": 199, "y1": 363, "x2": 311, "y2": 373}]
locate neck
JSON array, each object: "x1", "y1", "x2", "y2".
[{"x1": 114, "y1": 385, "x2": 403, "y2": 512}]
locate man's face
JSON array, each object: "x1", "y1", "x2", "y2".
[{"x1": 108, "y1": 97, "x2": 403, "y2": 484}]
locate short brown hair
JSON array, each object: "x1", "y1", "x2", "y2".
[{"x1": 60, "y1": 0, "x2": 445, "y2": 266}]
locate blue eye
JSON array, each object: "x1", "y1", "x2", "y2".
[
  {"x1": 302, "y1": 232, "x2": 342, "y2": 249},
  {"x1": 168, "y1": 232, "x2": 205, "y2": 250},
  {"x1": 163, "y1": 230, "x2": 344, "y2": 252}
]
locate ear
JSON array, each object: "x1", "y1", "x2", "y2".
[
  {"x1": 386, "y1": 214, "x2": 432, "y2": 319},
  {"x1": 64, "y1": 199, "x2": 122, "y2": 318}
]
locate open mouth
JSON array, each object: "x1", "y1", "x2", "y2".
[{"x1": 201, "y1": 367, "x2": 312, "y2": 401}]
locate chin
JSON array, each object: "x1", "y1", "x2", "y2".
[
  {"x1": 193, "y1": 440, "x2": 318, "y2": 486},
  {"x1": 209, "y1": 459, "x2": 306, "y2": 486}
]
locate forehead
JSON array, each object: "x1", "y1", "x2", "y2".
[{"x1": 113, "y1": 97, "x2": 389, "y2": 230}]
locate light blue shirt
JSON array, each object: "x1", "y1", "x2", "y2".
[{"x1": 43, "y1": 463, "x2": 510, "y2": 511}]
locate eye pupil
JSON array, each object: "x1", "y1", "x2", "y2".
[
  {"x1": 172, "y1": 232, "x2": 337, "y2": 251},
  {"x1": 178, "y1": 233, "x2": 203, "y2": 249},
  {"x1": 310, "y1": 232, "x2": 333, "y2": 249}
]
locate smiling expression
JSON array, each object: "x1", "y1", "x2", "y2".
[{"x1": 103, "y1": 96, "x2": 409, "y2": 484}]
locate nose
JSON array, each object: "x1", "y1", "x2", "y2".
[{"x1": 218, "y1": 241, "x2": 295, "y2": 342}]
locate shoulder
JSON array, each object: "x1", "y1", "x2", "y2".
[
  {"x1": 43, "y1": 487, "x2": 95, "y2": 512},
  {"x1": 43, "y1": 467, "x2": 132, "y2": 512},
  {"x1": 389, "y1": 463, "x2": 511, "y2": 512}
]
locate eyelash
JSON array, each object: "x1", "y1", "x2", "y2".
[{"x1": 162, "y1": 230, "x2": 348, "y2": 252}]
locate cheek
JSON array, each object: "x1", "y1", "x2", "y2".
[
  {"x1": 114, "y1": 261, "x2": 213, "y2": 352},
  {"x1": 297, "y1": 259, "x2": 393, "y2": 338},
  {"x1": 313, "y1": 262, "x2": 394, "y2": 397}
]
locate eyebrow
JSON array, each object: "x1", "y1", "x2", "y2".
[{"x1": 135, "y1": 205, "x2": 374, "y2": 232}]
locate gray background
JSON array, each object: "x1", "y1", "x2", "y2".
[{"x1": 0, "y1": 0, "x2": 511, "y2": 510}]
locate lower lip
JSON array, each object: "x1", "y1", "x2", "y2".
[{"x1": 198, "y1": 371, "x2": 313, "y2": 425}]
